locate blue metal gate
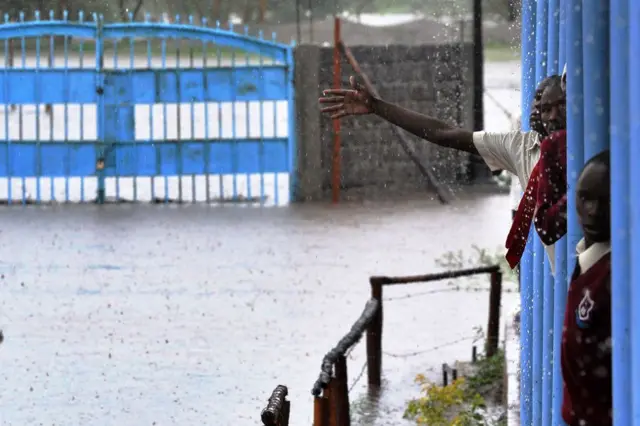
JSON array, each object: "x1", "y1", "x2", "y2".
[{"x1": 0, "y1": 12, "x2": 295, "y2": 205}]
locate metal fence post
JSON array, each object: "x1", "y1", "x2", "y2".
[
  {"x1": 366, "y1": 278, "x2": 383, "y2": 388},
  {"x1": 486, "y1": 270, "x2": 502, "y2": 357},
  {"x1": 333, "y1": 355, "x2": 350, "y2": 426}
]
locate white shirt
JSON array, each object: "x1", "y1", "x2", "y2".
[
  {"x1": 576, "y1": 239, "x2": 611, "y2": 275},
  {"x1": 473, "y1": 130, "x2": 557, "y2": 271},
  {"x1": 509, "y1": 174, "x2": 523, "y2": 211},
  {"x1": 508, "y1": 116, "x2": 524, "y2": 211}
]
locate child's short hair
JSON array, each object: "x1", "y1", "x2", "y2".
[{"x1": 582, "y1": 150, "x2": 610, "y2": 174}]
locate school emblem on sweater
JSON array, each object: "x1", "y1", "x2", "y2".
[{"x1": 576, "y1": 290, "x2": 595, "y2": 328}]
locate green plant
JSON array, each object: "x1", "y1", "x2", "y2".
[
  {"x1": 404, "y1": 375, "x2": 488, "y2": 426},
  {"x1": 404, "y1": 350, "x2": 506, "y2": 426},
  {"x1": 466, "y1": 350, "x2": 506, "y2": 403},
  {"x1": 435, "y1": 245, "x2": 517, "y2": 284}
]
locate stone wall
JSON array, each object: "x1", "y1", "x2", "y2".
[{"x1": 294, "y1": 43, "x2": 481, "y2": 202}]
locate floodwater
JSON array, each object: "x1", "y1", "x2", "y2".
[
  {"x1": 0, "y1": 196, "x2": 520, "y2": 426},
  {"x1": 0, "y1": 56, "x2": 525, "y2": 425}
]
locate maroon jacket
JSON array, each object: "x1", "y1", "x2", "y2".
[
  {"x1": 534, "y1": 130, "x2": 567, "y2": 245},
  {"x1": 561, "y1": 250, "x2": 612, "y2": 426}
]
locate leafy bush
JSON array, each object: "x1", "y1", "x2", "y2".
[
  {"x1": 404, "y1": 375, "x2": 487, "y2": 426},
  {"x1": 404, "y1": 351, "x2": 506, "y2": 426},
  {"x1": 435, "y1": 245, "x2": 517, "y2": 283}
]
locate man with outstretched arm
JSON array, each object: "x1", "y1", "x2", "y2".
[{"x1": 319, "y1": 74, "x2": 566, "y2": 270}]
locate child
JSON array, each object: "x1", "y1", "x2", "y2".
[{"x1": 561, "y1": 150, "x2": 612, "y2": 426}]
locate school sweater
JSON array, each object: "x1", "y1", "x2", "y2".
[{"x1": 561, "y1": 239, "x2": 612, "y2": 426}]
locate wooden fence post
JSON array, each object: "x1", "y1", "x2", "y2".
[
  {"x1": 281, "y1": 399, "x2": 290, "y2": 426},
  {"x1": 366, "y1": 278, "x2": 383, "y2": 388},
  {"x1": 261, "y1": 385, "x2": 290, "y2": 426},
  {"x1": 314, "y1": 389, "x2": 330, "y2": 426},
  {"x1": 326, "y1": 384, "x2": 336, "y2": 426},
  {"x1": 486, "y1": 270, "x2": 502, "y2": 357},
  {"x1": 333, "y1": 355, "x2": 350, "y2": 426}
]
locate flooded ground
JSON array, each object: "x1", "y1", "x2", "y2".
[{"x1": 0, "y1": 194, "x2": 519, "y2": 426}]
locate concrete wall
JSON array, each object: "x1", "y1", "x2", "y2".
[{"x1": 293, "y1": 43, "x2": 482, "y2": 202}]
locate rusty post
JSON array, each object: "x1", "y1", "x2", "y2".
[
  {"x1": 281, "y1": 400, "x2": 290, "y2": 426},
  {"x1": 366, "y1": 278, "x2": 383, "y2": 388},
  {"x1": 486, "y1": 270, "x2": 503, "y2": 357},
  {"x1": 333, "y1": 355, "x2": 350, "y2": 426},
  {"x1": 331, "y1": 16, "x2": 341, "y2": 204},
  {"x1": 325, "y1": 384, "x2": 336, "y2": 426},
  {"x1": 313, "y1": 396, "x2": 324, "y2": 426},
  {"x1": 261, "y1": 385, "x2": 289, "y2": 426},
  {"x1": 314, "y1": 387, "x2": 330, "y2": 426}
]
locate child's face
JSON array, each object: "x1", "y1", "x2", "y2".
[{"x1": 576, "y1": 162, "x2": 610, "y2": 243}]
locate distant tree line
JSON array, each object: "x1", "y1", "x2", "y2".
[{"x1": 1, "y1": 0, "x2": 520, "y2": 25}]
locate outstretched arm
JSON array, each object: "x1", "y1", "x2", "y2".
[
  {"x1": 320, "y1": 77, "x2": 477, "y2": 155},
  {"x1": 371, "y1": 97, "x2": 478, "y2": 155}
]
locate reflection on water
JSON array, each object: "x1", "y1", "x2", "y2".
[{"x1": 0, "y1": 192, "x2": 519, "y2": 425}]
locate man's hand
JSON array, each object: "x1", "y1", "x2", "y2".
[{"x1": 319, "y1": 76, "x2": 375, "y2": 119}]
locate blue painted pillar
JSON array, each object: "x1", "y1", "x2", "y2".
[
  {"x1": 550, "y1": 0, "x2": 568, "y2": 416},
  {"x1": 562, "y1": 5, "x2": 583, "y2": 423},
  {"x1": 519, "y1": 1, "x2": 536, "y2": 424},
  {"x1": 582, "y1": 0, "x2": 610, "y2": 159},
  {"x1": 532, "y1": 2, "x2": 548, "y2": 425},
  {"x1": 626, "y1": 0, "x2": 639, "y2": 423},
  {"x1": 549, "y1": 5, "x2": 568, "y2": 426},
  {"x1": 547, "y1": 0, "x2": 560, "y2": 75},
  {"x1": 558, "y1": 0, "x2": 566, "y2": 73},
  {"x1": 551, "y1": 7, "x2": 568, "y2": 424},
  {"x1": 565, "y1": 0, "x2": 583, "y2": 278},
  {"x1": 541, "y1": 258, "x2": 554, "y2": 426},
  {"x1": 542, "y1": 4, "x2": 560, "y2": 426},
  {"x1": 531, "y1": 236, "x2": 544, "y2": 426}
]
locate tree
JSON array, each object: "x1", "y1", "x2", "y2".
[{"x1": 118, "y1": 0, "x2": 144, "y2": 21}]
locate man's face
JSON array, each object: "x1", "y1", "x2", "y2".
[
  {"x1": 540, "y1": 84, "x2": 566, "y2": 134},
  {"x1": 529, "y1": 89, "x2": 546, "y2": 136},
  {"x1": 576, "y1": 162, "x2": 610, "y2": 244}
]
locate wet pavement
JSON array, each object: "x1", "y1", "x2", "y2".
[{"x1": 0, "y1": 192, "x2": 519, "y2": 425}]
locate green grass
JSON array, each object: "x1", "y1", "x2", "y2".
[{"x1": 485, "y1": 44, "x2": 521, "y2": 62}]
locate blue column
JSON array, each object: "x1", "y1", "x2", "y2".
[
  {"x1": 532, "y1": 2, "x2": 548, "y2": 425},
  {"x1": 531, "y1": 237, "x2": 544, "y2": 426},
  {"x1": 547, "y1": 0, "x2": 560, "y2": 75},
  {"x1": 541, "y1": 259, "x2": 554, "y2": 426},
  {"x1": 558, "y1": 0, "x2": 566, "y2": 73},
  {"x1": 536, "y1": 0, "x2": 549, "y2": 83},
  {"x1": 582, "y1": 0, "x2": 610, "y2": 160},
  {"x1": 520, "y1": 2, "x2": 537, "y2": 425},
  {"x1": 542, "y1": 4, "x2": 560, "y2": 426},
  {"x1": 627, "y1": 0, "x2": 639, "y2": 423},
  {"x1": 565, "y1": 0, "x2": 583, "y2": 278},
  {"x1": 552, "y1": 2, "x2": 568, "y2": 420}
]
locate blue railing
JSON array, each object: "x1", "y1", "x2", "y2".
[
  {"x1": 0, "y1": 11, "x2": 295, "y2": 205},
  {"x1": 520, "y1": 0, "x2": 637, "y2": 424}
]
